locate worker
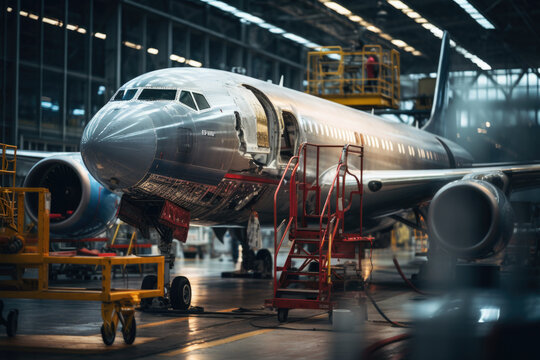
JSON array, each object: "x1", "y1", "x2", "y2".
[{"x1": 366, "y1": 54, "x2": 378, "y2": 92}]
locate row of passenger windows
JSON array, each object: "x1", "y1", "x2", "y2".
[
  {"x1": 301, "y1": 119, "x2": 445, "y2": 162},
  {"x1": 111, "y1": 88, "x2": 211, "y2": 111},
  {"x1": 363, "y1": 134, "x2": 444, "y2": 161}
]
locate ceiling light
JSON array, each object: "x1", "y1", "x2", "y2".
[
  {"x1": 366, "y1": 25, "x2": 381, "y2": 33},
  {"x1": 170, "y1": 54, "x2": 186, "y2": 63},
  {"x1": 200, "y1": 0, "x2": 320, "y2": 49},
  {"x1": 28, "y1": 13, "x2": 39, "y2": 20},
  {"x1": 348, "y1": 15, "x2": 362, "y2": 22},
  {"x1": 7, "y1": 7, "x2": 13, "y2": 12},
  {"x1": 404, "y1": 46, "x2": 415, "y2": 52},
  {"x1": 147, "y1": 47, "x2": 159, "y2": 55},
  {"x1": 77, "y1": 27, "x2": 86, "y2": 34},
  {"x1": 452, "y1": 0, "x2": 494, "y2": 29},
  {"x1": 323, "y1": 2, "x2": 352, "y2": 16},
  {"x1": 269, "y1": 27, "x2": 285, "y2": 34},
  {"x1": 94, "y1": 32, "x2": 107, "y2": 40},
  {"x1": 380, "y1": 33, "x2": 393, "y2": 41},
  {"x1": 387, "y1": 0, "x2": 492, "y2": 69},
  {"x1": 387, "y1": 0, "x2": 408, "y2": 10},
  {"x1": 66, "y1": 24, "x2": 77, "y2": 31},
  {"x1": 19, "y1": 10, "x2": 28, "y2": 16},
  {"x1": 187, "y1": 59, "x2": 202, "y2": 67},
  {"x1": 391, "y1": 39, "x2": 407, "y2": 47},
  {"x1": 42, "y1": 17, "x2": 62, "y2": 26},
  {"x1": 123, "y1": 41, "x2": 142, "y2": 50}
]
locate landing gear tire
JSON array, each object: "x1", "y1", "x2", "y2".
[
  {"x1": 140, "y1": 275, "x2": 157, "y2": 308},
  {"x1": 277, "y1": 308, "x2": 288, "y2": 323},
  {"x1": 101, "y1": 322, "x2": 116, "y2": 346},
  {"x1": 122, "y1": 316, "x2": 136, "y2": 345},
  {"x1": 6, "y1": 309, "x2": 18, "y2": 337},
  {"x1": 170, "y1": 276, "x2": 191, "y2": 310},
  {"x1": 256, "y1": 249, "x2": 273, "y2": 274}
]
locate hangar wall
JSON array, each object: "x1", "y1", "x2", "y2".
[{"x1": 0, "y1": 0, "x2": 305, "y2": 151}]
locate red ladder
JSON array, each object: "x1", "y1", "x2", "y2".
[{"x1": 265, "y1": 143, "x2": 372, "y2": 322}]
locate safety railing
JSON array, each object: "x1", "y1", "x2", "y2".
[
  {"x1": 273, "y1": 143, "x2": 304, "y2": 294},
  {"x1": 272, "y1": 142, "x2": 366, "y2": 300},
  {"x1": 0, "y1": 144, "x2": 18, "y2": 223},
  {"x1": 306, "y1": 45, "x2": 400, "y2": 108}
]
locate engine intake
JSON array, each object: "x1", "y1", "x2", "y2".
[
  {"x1": 24, "y1": 154, "x2": 119, "y2": 239},
  {"x1": 428, "y1": 179, "x2": 514, "y2": 260}
]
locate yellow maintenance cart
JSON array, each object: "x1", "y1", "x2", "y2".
[
  {"x1": 306, "y1": 45, "x2": 400, "y2": 109},
  {"x1": 0, "y1": 143, "x2": 164, "y2": 345}
]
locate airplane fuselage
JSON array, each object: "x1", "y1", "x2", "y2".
[{"x1": 81, "y1": 68, "x2": 473, "y2": 230}]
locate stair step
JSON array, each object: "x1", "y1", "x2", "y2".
[
  {"x1": 290, "y1": 254, "x2": 321, "y2": 259},
  {"x1": 277, "y1": 288, "x2": 319, "y2": 294},
  {"x1": 286, "y1": 271, "x2": 320, "y2": 276},
  {"x1": 294, "y1": 239, "x2": 320, "y2": 244},
  {"x1": 297, "y1": 226, "x2": 325, "y2": 231}
]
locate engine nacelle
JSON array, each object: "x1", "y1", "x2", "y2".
[
  {"x1": 24, "y1": 154, "x2": 119, "y2": 239},
  {"x1": 427, "y1": 179, "x2": 514, "y2": 260}
]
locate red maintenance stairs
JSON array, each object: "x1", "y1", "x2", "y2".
[{"x1": 266, "y1": 143, "x2": 372, "y2": 322}]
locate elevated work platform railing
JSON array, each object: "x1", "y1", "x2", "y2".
[
  {"x1": 306, "y1": 45, "x2": 400, "y2": 109},
  {"x1": 266, "y1": 142, "x2": 372, "y2": 321},
  {"x1": 0, "y1": 144, "x2": 17, "y2": 224},
  {"x1": 0, "y1": 144, "x2": 164, "y2": 345}
]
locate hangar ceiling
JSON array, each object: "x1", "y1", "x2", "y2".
[{"x1": 223, "y1": 0, "x2": 540, "y2": 74}]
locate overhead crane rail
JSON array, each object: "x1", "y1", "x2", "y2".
[
  {"x1": 306, "y1": 45, "x2": 400, "y2": 109},
  {"x1": 0, "y1": 143, "x2": 164, "y2": 346}
]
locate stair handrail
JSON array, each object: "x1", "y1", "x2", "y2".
[
  {"x1": 318, "y1": 144, "x2": 364, "y2": 268},
  {"x1": 273, "y1": 143, "x2": 308, "y2": 295}
]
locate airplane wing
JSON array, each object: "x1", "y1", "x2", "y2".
[{"x1": 362, "y1": 163, "x2": 540, "y2": 194}]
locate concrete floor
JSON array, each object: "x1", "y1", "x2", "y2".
[{"x1": 0, "y1": 250, "x2": 421, "y2": 359}]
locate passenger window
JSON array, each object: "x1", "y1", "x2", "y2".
[
  {"x1": 192, "y1": 92, "x2": 210, "y2": 110},
  {"x1": 139, "y1": 88, "x2": 177, "y2": 101},
  {"x1": 179, "y1": 91, "x2": 197, "y2": 110}
]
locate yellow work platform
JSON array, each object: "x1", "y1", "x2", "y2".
[
  {"x1": 0, "y1": 144, "x2": 164, "y2": 346},
  {"x1": 306, "y1": 45, "x2": 400, "y2": 109}
]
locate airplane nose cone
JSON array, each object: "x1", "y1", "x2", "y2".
[{"x1": 81, "y1": 107, "x2": 157, "y2": 190}]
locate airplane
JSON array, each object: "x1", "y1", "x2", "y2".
[{"x1": 14, "y1": 32, "x2": 540, "y2": 310}]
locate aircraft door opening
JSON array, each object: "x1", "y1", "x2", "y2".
[
  {"x1": 280, "y1": 111, "x2": 299, "y2": 163},
  {"x1": 242, "y1": 85, "x2": 279, "y2": 167}
]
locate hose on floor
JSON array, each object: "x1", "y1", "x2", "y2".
[
  {"x1": 362, "y1": 333, "x2": 411, "y2": 360},
  {"x1": 365, "y1": 287, "x2": 410, "y2": 328},
  {"x1": 392, "y1": 256, "x2": 428, "y2": 296}
]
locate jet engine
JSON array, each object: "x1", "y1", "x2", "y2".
[
  {"x1": 23, "y1": 154, "x2": 119, "y2": 239},
  {"x1": 427, "y1": 179, "x2": 514, "y2": 260}
]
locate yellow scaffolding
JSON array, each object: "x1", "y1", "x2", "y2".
[
  {"x1": 306, "y1": 45, "x2": 400, "y2": 109},
  {"x1": 0, "y1": 144, "x2": 164, "y2": 345}
]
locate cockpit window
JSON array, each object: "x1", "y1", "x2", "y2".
[
  {"x1": 179, "y1": 91, "x2": 197, "y2": 110},
  {"x1": 112, "y1": 90, "x2": 125, "y2": 101},
  {"x1": 138, "y1": 88, "x2": 177, "y2": 101},
  {"x1": 112, "y1": 88, "x2": 138, "y2": 101},
  {"x1": 123, "y1": 89, "x2": 138, "y2": 100},
  {"x1": 192, "y1": 92, "x2": 210, "y2": 110}
]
